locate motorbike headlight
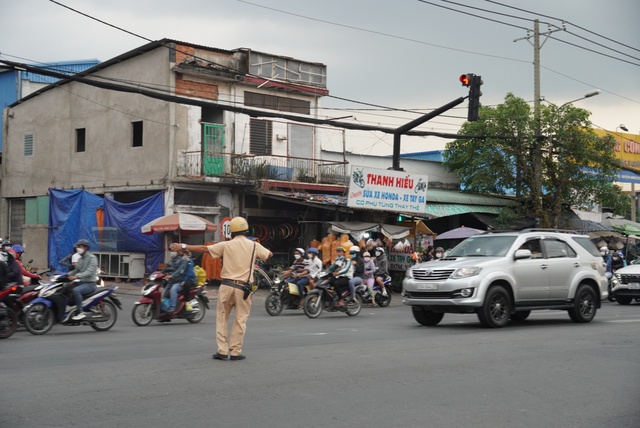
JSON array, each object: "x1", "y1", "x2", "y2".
[{"x1": 451, "y1": 267, "x2": 481, "y2": 279}]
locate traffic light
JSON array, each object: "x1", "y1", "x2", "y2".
[
  {"x1": 459, "y1": 73, "x2": 483, "y2": 121},
  {"x1": 468, "y1": 74, "x2": 482, "y2": 121}
]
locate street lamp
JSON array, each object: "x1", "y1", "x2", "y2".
[
  {"x1": 617, "y1": 124, "x2": 629, "y2": 132},
  {"x1": 557, "y1": 89, "x2": 601, "y2": 109}
]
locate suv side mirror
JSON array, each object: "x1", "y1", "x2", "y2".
[{"x1": 514, "y1": 249, "x2": 532, "y2": 260}]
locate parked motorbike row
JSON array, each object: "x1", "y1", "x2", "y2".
[{"x1": 265, "y1": 271, "x2": 393, "y2": 319}]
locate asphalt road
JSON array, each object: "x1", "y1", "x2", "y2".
[{"x1": 1, "y1": 291, "x2": 639, "y2": 428}]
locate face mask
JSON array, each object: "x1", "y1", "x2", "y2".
[
  {"x1": 364, "y1": 257, "x2": 370, "y2": 261},
  {"x1": 170, "y1": 252, "x2": 177, "y2": 258},
  {"x1": 375, "y1": 252, "x2": 381, "y2": 257},
  {"x1": 436, "y1": 253, "x2": 442, "y2": 258},
  {"x1": 76, "y1": 247, "x2": 85, "y2": 255},
  {"x1": 350, "y1": 253, "x2": 357, "y2": 258},
  {"x1": 307, "y1": 254, "x2": 313, "y2": 259},
  {"x1": 600, "y1": 251, "x2": 606, "y2": 256},
  {"x1": 294, "y1": 254, "x2": 301, "y2": 260}
]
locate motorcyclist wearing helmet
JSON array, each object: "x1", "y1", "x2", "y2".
[
  {"x1": 171, "y1": 216, "x2": 272, "y2": 361},
  {"x1": 303, "y1": 247, "x2": 323, "y2": 290},
  {"x1": 362, "y1": 251, "x2": 376, "y2": 287},
  {"x1": 611, "y1": 251, "x2": 626, "y2": 273},
  {"x1": 348, "y1": 247, "x2": 365, "y2": 302},
  {"x1": 434, "y1": 247, "x2": 445, "y2": 259},
  {"x1": 11, "y1": 244, "x2": 41, "y2": 284},
  {"x1": 373, "y1": 247, "x2": 389, "y2": 296},
  {"x1": 600, "y1": 246, "x2": 613, "y2": 280},
  {"x1": 326, "y1": 246, "x2": 354, "y2": 305},
  {"x1": 67, "y1": 239, "x2": 99, "y2": 320},
  {"x1": 1, "y1": 240, "x2": 12, "y2": 252}
]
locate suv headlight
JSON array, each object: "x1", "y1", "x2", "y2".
[
  {"x1": 405, "y1": 268, "x2": 413, "y2": 279},
  {"x1": 451, "y1": 267, "x2": 481, "y2": 279}
]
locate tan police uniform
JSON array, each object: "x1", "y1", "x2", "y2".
[{"x1": 207, "y1": 236, "x2": 271, "y2": 357}]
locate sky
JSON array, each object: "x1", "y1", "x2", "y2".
[{"x1": 1, "y1": 0, "x2": 639, "y2": 156}]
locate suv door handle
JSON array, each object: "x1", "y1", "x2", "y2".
[
  {"x1": 540, "y1": 264, "x2": 548, "y2": 269},
  {"x1": 574, "y1": 262, "x2": 580, "y2": 267}
]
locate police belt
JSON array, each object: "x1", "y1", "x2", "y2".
[{"x1": 221, "y1": 279, "x2": 249, "y2": 290}]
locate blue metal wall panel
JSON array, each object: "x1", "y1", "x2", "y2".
[
  {"x1": 21, "y1": 59, "x2": 100, "y2": 84},
  {"x1": 0, "y1": 71, "x2": 19, "y2": 152}
]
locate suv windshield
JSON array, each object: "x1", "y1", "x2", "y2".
[{"x1": 446, "y1": 235, "x2": 517, "y2": 257}]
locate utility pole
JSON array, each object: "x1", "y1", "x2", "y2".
[{"x1": 514, "y1": 19, "x2": 565, "y2": 226}]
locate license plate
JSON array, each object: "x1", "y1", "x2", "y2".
[
  {"x1": 417, "y1": 283, "x2": 438, "y2": 290},
  {"x1": 629, "y1": 283, "x2": 640, "y2": 289}
]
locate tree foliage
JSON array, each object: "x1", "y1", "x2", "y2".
[{"x1": 443, "y1": 93, "x2": 627, "y2": 227}]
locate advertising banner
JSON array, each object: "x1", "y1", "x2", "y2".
[{"x1": 347, "y1": 166, "x2": 428, "y2": 214}]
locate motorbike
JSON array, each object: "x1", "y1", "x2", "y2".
[
  {"x1": 0, "y1": 284, "x2": 21, "y2": 339},
  {"x1": 303, "y1": 272, "x2": 362, "y2": 318},
  {"x1": 357, "y1": 275, "x2": 392, "y2": 307},
  {"x1": 131, "y1": 271, "x2": 209, "y2": 326},
  {"x1": 265, "y1": 274, "x2": 308, "y2": 316},
  {"x1": 23, "y1": 275, "x2": 122, "y2": 335}
]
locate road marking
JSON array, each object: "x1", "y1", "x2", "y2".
[{"x1": 603, "y1": 319, "x2": 640, "y2": 323}]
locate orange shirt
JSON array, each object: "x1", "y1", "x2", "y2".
[{"x1": 207, "y1": 236, "x2": 271, "y2": 282}]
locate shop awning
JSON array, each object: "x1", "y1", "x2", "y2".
[
  {"x1": 424, "y1": 204, "x2": 504, "y2": 217},
  {"x1": 330, "y1": 222, "x2": 411, "y2": 240},
  {"x1": 602, "y1": 217, "x2": 640, "y2": 235}
]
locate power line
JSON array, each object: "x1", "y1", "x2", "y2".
[
  {"x1": 415, "y1": 0, "x2": 530, "y2": 31},
  {"x1": 236, "y1": 0, "x2": 530, "y2": 64},
  {"x1": 421, "y1": 0, "x2": 639, "y2": 67},
  {"x1": 484, "y1": 0, "x2": 640, "y2": 54}
]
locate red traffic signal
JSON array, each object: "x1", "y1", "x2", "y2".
[{"x1": 459, "y1": 74, "x2": 473, "y2": 87}]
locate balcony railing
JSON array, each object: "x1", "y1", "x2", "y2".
[{"x1": 177, "y1": 150, "x2": 349, "y2": 186}]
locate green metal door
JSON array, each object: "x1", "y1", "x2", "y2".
[{"x1": 203, "y1": 123, "x2": 225, "y2": 175}]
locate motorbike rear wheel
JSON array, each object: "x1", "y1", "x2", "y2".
[
  {"x1": 132, "y1": 303, "x2": 154, "y2": 326},
  {"x1": 304, "y1": 294, "x2": 323, "y2": 319},
  {"x1": 0, "y1": 308, "x2": 18, "y2": 339},
  {"x1": 90, "y1": 301, "x2": 118, "y2": 331},
  {"x1": 265, "y1": 294, "x2": 284, "y2": 316},
  {"x1": 376, "y1": 291, "x2": 392, "y2": 307},
  {"x1": 24, "y1": 303, "x2": 54, "y2": 335},
  {"x1": 187, "y1": 298, "x2": 207, "y2": 323}
]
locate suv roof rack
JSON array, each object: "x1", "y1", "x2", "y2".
[{"x1": 479, "y1": 228, "x2": 579, "y2": 235}]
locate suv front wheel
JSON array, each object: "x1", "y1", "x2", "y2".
[
  {"x1": 477, "y1": 285, "x2": 512, "y2": 328},
  {"x1": 568, "y1": 284, "x2": 597, "y2": 323},
  {"x1": 412, "y1": 307, "x2": 444, "y2": 326}
]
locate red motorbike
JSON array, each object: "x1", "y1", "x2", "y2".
[
  {"x1": 0, "y1": 284, "x2": 21, "y2": 338},
  {"x1": 131, "y1": 271, "x2": 209, "y2": 326}
]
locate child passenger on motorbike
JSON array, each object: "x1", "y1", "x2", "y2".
[
  {"x1": 327, "y1": 247, "x2": 354, "y2": 306},
  {"x1": 281, "y1": 248, "x2": 308, "y2": 307}
]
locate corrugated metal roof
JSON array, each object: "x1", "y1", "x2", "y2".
[
  {"x1": 426, "y1": 189, "x2": 513, "y2": 206},
  {"x1": 21, "y1": 59, "x2": 100, "y2": 84}
]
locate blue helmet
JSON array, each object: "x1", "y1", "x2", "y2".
[
  {"x1": 307, "y1": 247, "x2": 319, "y2": 254},
  {"x1": 11, "y1": 244, "x2": 24, "y2": 253}
]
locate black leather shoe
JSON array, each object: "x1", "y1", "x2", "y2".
[
  {"x1": 230, "y1": 355, "x2": 246, "y2": 361},
  {"x1": 212, "y1": 352, "x2": 228, "y2": 360}
]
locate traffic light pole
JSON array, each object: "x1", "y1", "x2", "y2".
[{"x1": 391, "y1": 97, "x2": 465, "y2": 171}]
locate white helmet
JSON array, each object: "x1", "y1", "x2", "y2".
[{"x1": 599, "y1": 246, "x2": 609, "y2": 254}]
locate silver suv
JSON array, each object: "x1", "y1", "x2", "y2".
[{"x1": 402, "y1": 229, "x2": 608, "y2": 328}]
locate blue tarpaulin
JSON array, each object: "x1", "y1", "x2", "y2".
[{"x1": 48, "y1": 189, "x2": 164, "y2": 273}]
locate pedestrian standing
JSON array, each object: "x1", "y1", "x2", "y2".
[{"x1": 171, "y1": 217, "x2": 272, "y2": 361}]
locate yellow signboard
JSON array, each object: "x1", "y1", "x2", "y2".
[{"x1": 594, "y1": 129, "x2": 640, "y2": 169}]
